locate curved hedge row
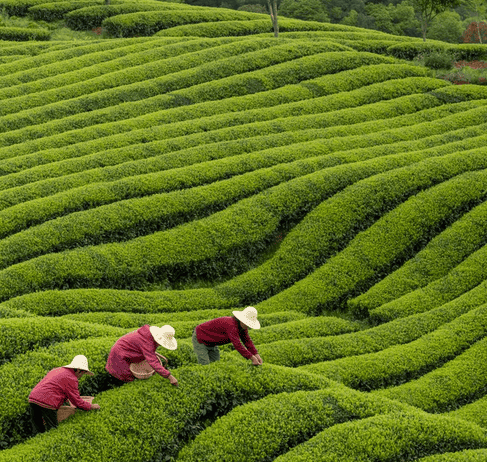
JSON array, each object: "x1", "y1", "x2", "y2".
[
  {"x1": 0, "y1": 85, "x2": 441, "y2": 183},
  {"x1": 175, "y1": 387, "x2": 415, "y2": 462},
  {"x1": 103, "y1": 9, "x2": 266, "y2": 38},
  {"x1": 373, "y1": 336, "x2": 487, "y2": 412},
  {"x1": 28, "y1": 1, "x2": 105, "y2": 21},
  {"x1": 0, "y1": 135, "x2": 448, "y2": 301},
  {"x1": 418, "y1": 451, "x2": 487, "y2": 462},
  {"x1": 0, "y1": 37, "x2": 289, "y2": 116},
  {"x1": 0, "y1": 37, "x2": 238, "y2": 100},
  {"x1": 299, "y1": 302, "x2": 487, "y2": 391},
  {"x1": 273, "y1": 412, "x2": 487, "y2": 462},
  {"x1": 348, "y1": 199, "x2": 487, "y2": 317},
  {"x1": 0, "y1": 350, "x2": 336, "y2": 456},
  {"x1": 0, "y1": 62, "x2": 428, "y2": 158},
  {"x1": 65, "y1": 3, "x2": 211, "y2": 30},
  {"x1": 387, "y1": 41, "x2": 487, "y2": 61},
  {"x1": 0, "y1": 50, "x2": 383, "y2": 135},
  {"x1": 154, "y1": 18, "x2": 374, "y2": 38},
  {"x1": 0, "y1": 27, "x2": 50, "y2": 41},
  {"x1": 448, "y1": 394, "x2": 487, "y2": 430},
  {"x1": 369, "y1": 241, "x2": 487, "y2": 322},
  {"x1": 248, "y1": 149, "x2": 487, "y2": 317}
]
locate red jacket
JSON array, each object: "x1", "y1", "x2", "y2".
[
  {"x1": 28, "y1": 367, "x2": 92, "y2": 411},
  {"x1": 105, "y1": 324, "x2": 171, "y2": 382},
  {"x1": 195, "y1": 316, "x2": 258, "y2": 359}
]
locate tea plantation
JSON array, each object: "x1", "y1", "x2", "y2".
[{"x1": 1, "y1": 1, "x2": 487, "y2": 460}]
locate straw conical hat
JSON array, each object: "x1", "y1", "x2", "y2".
[
  {"x1": 233, "y1": 306, "x2": 260, "y2": 329},
  {"x1": 149, "y1": 325, "x2": 177, "y2": 350},
  {"x1": 63, "y1": 355, "x2": 94, "y2": 376}
]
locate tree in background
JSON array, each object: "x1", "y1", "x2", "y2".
[
  {"x1": 267, "y1": 0, "x2": 279, "y2": 37},
  {"x1": 279, "y1": 0, "x2": 329, "y2": 22},
  {"x1": 462, "y1": 0, "x2": 487, "y2": 42},
  {"x1": 411, "y1": 0, "x2": 462, "y2": 40},
  {"x1": 462, "y1": 20, "x2": 487, "y2": 41},
  {"x1": 427, "y1": 10, "x2": 463, "y2": 41},
  {"x1": 364, "y1": 1, "x2": 420, "y2": 35}
]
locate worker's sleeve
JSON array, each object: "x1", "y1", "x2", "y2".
[
  {"x1": 241, "y1": 329, "x2": 258, "y2": 356},
  {"x1": 65, "y1": 379, "x2": 92, "y2": 411},
  {"x1": 228, "y1": 328, "x2": 253, "y2": 359},
  {"x1": 141, "y1": 345, "x2": 171, "y2": 378}
]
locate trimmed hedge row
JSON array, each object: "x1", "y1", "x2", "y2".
[
  {"x1": 175, "y1": 387, "x2": 417, "y2": 462},
  {"x1": 348, "y1": 198, "x2": 487, "y2": 317},
  {"x1": 0, "y1": 48, "x2": 374, "y2": 134},
  {"x1": 0, "y1": 62, "x2": 427, "y2": 155},
  {"x1": 386, "y1": 41, "x2": 487, "y2": 61},
  {"x1": 0, "y1": 37, "x2": 293, "y2": 116},
  {"x1": 0, "y1": 317, "x2": 125, "y2": 364},
  {"x1": 373, "y1": 335, "x2": 487, "y2": 413},
  {"x1": 418, "y1": 451, "x2": 487, "y2": 462},
  {"x1": 0, "y1": 288, "x2": 240, "y2": 316},
  {"x1": 448, "y1": 394, "x2": 487, "y2": 430},
  {"x1": 0, "y1": 82, "x2": 442, "y2": 184},
  {"x1": 230, "y1": 254, "x2": 487, "y2": 368},
  {"x1": 60, "y1": 309, "x2": 307, "y2": 329},
  {"x1": 0, "y1": 153, "x2": 350, "y2": 266},
  {"x1": 0, "y1": 348, "x2": 337, "y2": 455},
  {"x1": 65, "y1": 3, "x2": 212, "y2": 31},
  {"x1": 233, "y1": 147, "x2": 487, "y2": 316},
  {"x1": 273, "y1": 412, "x2": 487, "y2": 462},
  {"x1": 28, "y1": 1, "x2": 105, "y2": 21},
  {"x1": 103, "y1": 9, "x2": 267, "y2": 38},
  {"x1": 369, "y1": 241, "x2": 487, "y2": 323},
  {"x1": 0, "y1": 27, "x2": 50, "y2": 41},
  {"x1": 0, "y1": 127, "x2": 456, "y2": 301},
  {"x1": 0, "y1": 35, "x2": 163, "y2": 77},
  {"x1": 298, "y1": 302, "x2": 487, "y2": 391},
  {"x1": 0, "y1": 37, "x2": 234, "y2": 97},
  {"x1": 154, "y1": 18, "x2": 376, "y2": 37}
]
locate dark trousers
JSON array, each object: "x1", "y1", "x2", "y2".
[{"x1": 29, "y1": 403, "x2": 58, "y2": 434}]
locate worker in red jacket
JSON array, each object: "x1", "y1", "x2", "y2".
[
  {"x1": 105, "y1": 324, "x2": 178, "y2": 386},
  {"x1": 192, "y1": 306, "x2": 263, "y2": 366},
  {"x1": 28, "y1": 355, "x2": 100, "y2": 434}
]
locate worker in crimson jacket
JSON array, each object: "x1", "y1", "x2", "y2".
[
  {"x1": 192, "y1": 307, "x2": 263, "y2": 366},
  {"x1": 105, "y1": 324, "x2": 178, "y2": 386},
  {"x1": 28, "y1": 355, "x2": 100, "y2": 434}
]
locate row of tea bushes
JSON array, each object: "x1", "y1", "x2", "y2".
[
  {"x1": 154, "y1": 18, "x2": 380, "y2": 38},
  {"x1": 0, "y1": 36, "x2": 163, "y2": 77},
  {"x1": 0, "y1": 50, "x2": 384, "y2": 135},
  {"x1": 369, "y1": 241, "x2": 487, "y2": 322},
  {"x1": 64, "y1": 2, "x2": 197, "y2": 30},
  {"x1": 418, "y1": 451, "x2": 487, "y2": 462},
  {"x1": 102, "y1": 8, "x2": 266, "y2": 37},
  {"x1": 0, "y1": 317, "x2": 125, "y2": 364},
  {"x1": 0, "y1": 77, "x2": 440, "y2": 210},
  {"x1": 0, "y1": 60, "x2": 422, "y2": 157},
  {"x1": 0, "y1": 62, "x2": 430, "y2": 152},
  {"x1": 273, "y1": 412, "x2": 487, "y2": 462},
  {"x1": 386, "y1": 41, "x2": 487, "y2": 61},
  {"x1": 0, "y1": 351, "x2": 336, "y2": 454},
  {"x1": 0, "y1": 132, "x2": 475, "y2": 301},
  {"x1": 175, "y1": 387, "x2": 416, "y2": 462},
  {"x1": 0, "y1": 27, "x2": 50, "y2": 41},
  {"x1": 373, "y1": 334, "x2": 487, "y2": 413},
  {"x1": 0, "y1": 37, "x2": 241, "y2": 98},
  {"x1": 214, "y1": 128, "x2": 487, "y2": 306},
  {"x1": 253, "y1": 148, "x2": 487, "y2": 317},
  {"x1": 299, "y1": 302, "x2": 487, "y2": 390},
  {"x1": 0, "y1": 38, "x2": 312, "y2": 116},
  {"x1": 0, "y1": 84, "x2": 441, "y2": 185},
  {"x1": 232, "y1": 277, "x2": 487, "y2": 367},
  {"x1": 348, "y1": 199, "x2": 487, "y2": 318},
  {"x1": 28, "y1": 0, "x2": 108, "y2": 21}
]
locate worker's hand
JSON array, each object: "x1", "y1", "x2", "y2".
[
  {"x1": 168, "y1": 374, "x2": 178, "y2": 387},
  {"x1": 255, "y1": 354, "x2": 263, "y2": 365},
  {"x1": 91, "y1": 404, "x2": 101, "y2": 410},
  {"x1": 250, "y1": 355, "x2": 261, "y2": 366}
]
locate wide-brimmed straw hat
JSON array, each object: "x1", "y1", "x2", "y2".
[
  {"x1": 63, "y1": 355, "x2": 94, "y2": 376},
  {"x1": 149, "y1": 325, "x2": 177, "y2": 350},
  {"x1": 233, "y1": 306, "x2": 260, "y2": 329}
]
